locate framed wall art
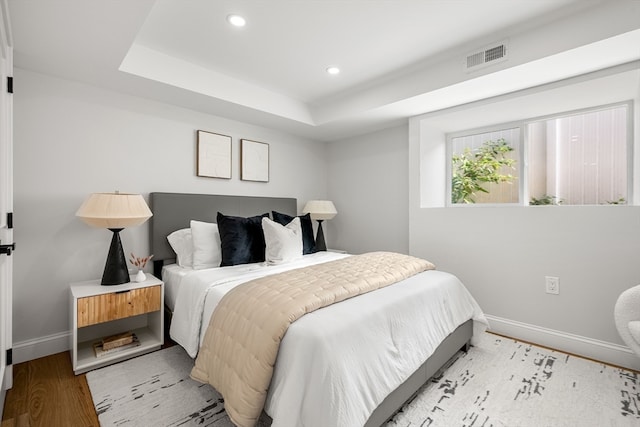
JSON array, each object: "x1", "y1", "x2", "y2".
[
  {"x1": 241, "y1": 139, "x2": 269, "y2": 182},
  {"x1": 197, "y1": 130, "x2": 232, "y2": 179}
]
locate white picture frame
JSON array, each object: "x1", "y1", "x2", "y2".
[
  {"x1": 241, "y1": 139, "x2": 269, "y2": 182},
  {"x1": 197, "y1": 130, "x2": 232, "y2": 179}
]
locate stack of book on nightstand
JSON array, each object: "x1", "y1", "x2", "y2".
[{"x1": 93, "y1": 331, "x2": 140, "y2": 358}]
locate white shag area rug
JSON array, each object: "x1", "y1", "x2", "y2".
[{"x1": 87, "y1": 333, "x2": 639, "y2": 427}]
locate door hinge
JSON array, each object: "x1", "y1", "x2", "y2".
[
  {"x1": 7, "y1": 212, "x2": 12, "y2": 229},
  {"x1": 7, "y1": 76, "x2": 12, "y2": 94},
  {"x1": 6, "y1": 348, "x2": 12, "y2": 366},
  {"x1": 0, "y1": 242, "x2": 15, "y2": 256}
]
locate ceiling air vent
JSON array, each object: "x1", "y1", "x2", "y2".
[{"x1": 465, "y1": 41, "x2": 508, "y2": 72}]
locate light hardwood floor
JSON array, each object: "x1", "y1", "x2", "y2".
[{"x1": 1, "y1": 351, "x2": 99, "y2": 427}]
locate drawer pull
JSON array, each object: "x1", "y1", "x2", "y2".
[{"x1": 115, "y1": 290, "x2": 131, "y2": 294}]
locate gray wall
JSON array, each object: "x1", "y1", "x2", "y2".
[
  {"x1": 327, "y1": 125, "x2": 409, "y2": 255},
  {"x1": 408, "y1": 68, "x2": 640, "y2": 355},
  {"x1": 12, "y1": 68, "x2": 327, "y2": 348},
  {"x1": 409, "y1": 205, "x2": 640, "y2": 345}
]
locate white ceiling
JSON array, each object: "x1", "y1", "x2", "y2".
[
  {"x1": 134, "y1": 0, "x2": 583, "y2": 104},
  {"x1": 6, "y1": 0, "x2": 640, "y2": 141}
]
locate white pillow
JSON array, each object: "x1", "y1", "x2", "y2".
[
  {"x1": 262, "y1": 217, "x2": 303, "y2": 265},
  {"x1": 167, "y1": 228, "x2": 193, "y2": 268},
  {"x1": 190, "y1": 220, "x2": 222, "y2": 270}
]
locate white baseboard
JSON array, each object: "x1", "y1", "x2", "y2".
[
  {"x1": 13, "y1": 331, "x2": 71, "y2": 365},
  {"x1": 486, "y1": 314, "x2": 640, "y2": 371}
]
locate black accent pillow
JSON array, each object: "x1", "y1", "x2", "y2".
[
  {"x1": 272, "y1": 211, "x2": 316, "y2": 254},
  {"x1": 217, "y1": 212, "x2": 269, "y2": 266}
]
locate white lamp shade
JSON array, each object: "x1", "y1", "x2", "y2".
[
  {"x1": 76, "y1": 192, "x2": 153, "y2": 228},
  {"x1": 302, "y1": 200, "x2": 337, "y2": 221}
]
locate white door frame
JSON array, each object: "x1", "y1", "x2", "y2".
[{"x1": 0, "y1": 0, "x2": 13, "y2": 418}]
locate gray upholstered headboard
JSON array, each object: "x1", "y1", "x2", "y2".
[{"x1": 149, "y1": 192, "x2": 297, "y2": 277}]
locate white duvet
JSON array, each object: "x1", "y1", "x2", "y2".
[{"x1": 170, "y1": 252, "x2": 488, "y2": 427}]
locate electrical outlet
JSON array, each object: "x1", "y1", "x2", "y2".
[{"x1": 545, "y1": 276, "x2": 559, "y2": 295}]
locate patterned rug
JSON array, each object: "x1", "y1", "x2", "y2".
[
  {"x1": 389, "y1": 334, "x2": 639, "y2": 427},
  {"x1": 86, "y1": 333, "x2": 639, "y2": 426}
]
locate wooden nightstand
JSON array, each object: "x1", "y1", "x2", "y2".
[{"x1": 70, "y1": 274, "x2": 164, "y2": 375}]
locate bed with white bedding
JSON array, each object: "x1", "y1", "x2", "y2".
[
  {"x1": 149, "y1": 192, "x2": 488, "y2": 427},
  {"x1": 162, "y1": 263, "x2": 191, "y2": 312}
]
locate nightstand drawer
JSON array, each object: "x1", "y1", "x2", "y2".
[{"x1": 77, "y1": 285, "x2": 162, "y2": 327}]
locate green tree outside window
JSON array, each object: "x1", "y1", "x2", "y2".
[{"x1": 451, "y1": 138, "x2": 516, "y2": 204}]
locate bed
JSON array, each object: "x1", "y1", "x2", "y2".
[{"x1": 149, "y1": 192, "x2": 487, "y2": 427}]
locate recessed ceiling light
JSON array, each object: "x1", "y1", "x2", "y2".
[
  {"x1": 326, "y1": 66, "x2": 340, "y2": 75},
  {"x1": 227, "y1": 14, "x2": 246, "y2": 27}
]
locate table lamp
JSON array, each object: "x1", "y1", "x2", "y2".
[
  {"x1": 76, "y1": 192, "x2": 153, "y2": 285},
  {"x1": 302, "y1": 200, "x2": 337, "y2": 251}
]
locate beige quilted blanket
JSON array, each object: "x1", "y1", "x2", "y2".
[{"x1": 190, "y1": 251, "x2": 435, "y2": 427}]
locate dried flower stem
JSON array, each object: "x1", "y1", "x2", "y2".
[{"x1": 129, "y1": 253, "x2": 154, "y2": 269}]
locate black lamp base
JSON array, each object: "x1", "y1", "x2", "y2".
[
  {"x1": 101, "y1": 228, "x2": 130, "y2": 286},
  {"x1": 315, "y1": 220, "x2": 327, "y2": 252}
]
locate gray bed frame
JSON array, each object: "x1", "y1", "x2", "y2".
[{"x1": 149, "y1": 192, "x2": 473, "y2": 427}]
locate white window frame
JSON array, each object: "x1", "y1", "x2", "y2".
[
  {"x1": 446, "y1": 120, "x2": 525, "y2": 207},
  {"x1": 445, "y1": 101, "x2": 633, "y2": 207}
]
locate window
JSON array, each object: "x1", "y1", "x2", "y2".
[
  {"x1": 447, "y1": 103, "x2": 631, "y2": 206},
  {"x1": 450, "y1": 127, "x2": 521, "y2": 204},
  {"x1": 527, "y1": 105, "x2": 628, "y2": 205}
]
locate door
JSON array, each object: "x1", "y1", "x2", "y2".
[{"x1": 0, "y1": 0, "x2": 13, "y2": 417}]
